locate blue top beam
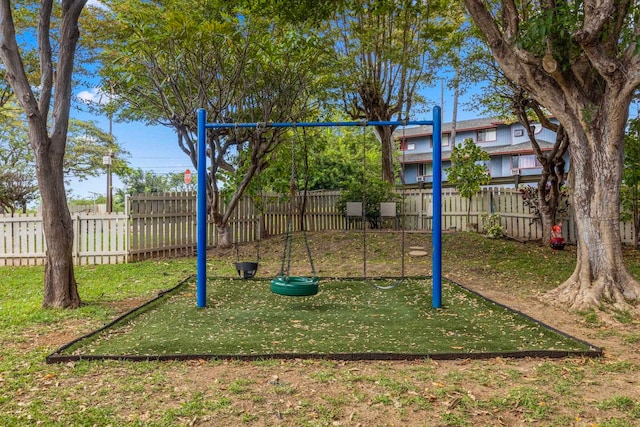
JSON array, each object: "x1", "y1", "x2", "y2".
[{"x1": 205, "y1": 120, "x2": 434, "y2": 129}]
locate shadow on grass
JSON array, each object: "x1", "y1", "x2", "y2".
[{"x1": 47, "y1": 276, "x2": 602, "y2": 363}]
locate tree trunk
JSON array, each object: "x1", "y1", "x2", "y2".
[
  {"x1": 539, "y1": 209, "x2": 554, "y2": 248},
  {"x1": 538, "y1": 175, "x2": 559, "y2": 245},
  {"x1": 463, "y1": 0, "x2": 640, "y2": 311},
  {"x1": 0, "y1": 0, "x2": 86, "y2": 309},
  {"x1": 377, "y1": 125, "x2": 395, "y2": 184},
  {"x1": 634, "y1": 196, "x2": 640, "y2": 248},
  {"x1": 217, "y1": 224, "x2": 232, "y2": 248},
  {"x1": 38, "y1": 143, "x2": 80, "y2": 309},
  {"x1": 545, "y1": 118, "x2": 640, "y2": 310}
]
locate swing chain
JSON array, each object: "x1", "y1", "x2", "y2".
[{"x1": 279, "y1": 126, "x2": 316, "y2": 279}]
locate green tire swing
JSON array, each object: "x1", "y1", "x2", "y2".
[
  {"x1": 270, "y1": 126, "x2": 319, "y2": 297},
  {"x1": 270, "y1": 276, "x2": 319, "y2": 296}
]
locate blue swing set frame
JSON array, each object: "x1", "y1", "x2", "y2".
[{"x1": 196, "y1": 107, "x2": 443, "y2": 308}]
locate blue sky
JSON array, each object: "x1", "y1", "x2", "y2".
[
  {"x1": 70, "y1": 81, "x2": 481, "y2": 199},
  {"x1": 71, "y1": 89, "x2": 192, "y2": 199}
]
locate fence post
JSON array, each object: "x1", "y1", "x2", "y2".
[
  {"x1": 73, "y1": 213, "x2": 81, "y2": 265},
  {"x1": 125, "y1": 195, "x2": 130, "y2": 263}
]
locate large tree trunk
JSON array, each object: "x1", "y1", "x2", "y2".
[
  {"x1": 545, "y1": 113, "x2": 640, "y2": 310},
  {"x1": 0, "y1": 0, "x2": 86, "y2": 309},
  {"x1": 376, "y1": 125, "x2": 395, "y2": 184},
  {"x1": 38, "y1": 144, "x2": 80, "y2": 308},
  {"x1": 464, "y1": 0, "x2": 640, "y2": 311}
]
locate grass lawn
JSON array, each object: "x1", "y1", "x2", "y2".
[
  {"x1": 1, "y1": 231, "x2": 639, "y2": 426},
  {"x1": 55, "y1": 277, "x2": 594, "y2": 359}
]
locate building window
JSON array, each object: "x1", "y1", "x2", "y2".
[
  {"x1": 514, "y1": 129, "x2": 524, "y2": 137},
  {"x1": 399, "y1": 140, "x2": 415, "y2": 151},
  {"x1": 512, "y1": 154, "x2": 542, "y2": 169},
  {"x1": 477, "y1": 127, "x2": 497, "y2": 142},
  {"x1": 418, "y1": 163, "x2": 432, "y2": 177},
  {"x1": 441, "y1": 133, "x2": 450, "y2": 147}
]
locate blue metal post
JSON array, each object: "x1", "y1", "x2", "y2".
[
  {"x1": 197, "y1": 109, "x2": 207, "y2": 308},
  {"x1": 431, "y1": 106, "x2": 442, "y2": 308}
]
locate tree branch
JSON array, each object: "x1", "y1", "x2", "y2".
[
  {"x1": 572, "y1": 0, "x2": 630, "y2": 82},
  {"x1": 0, "y1": 1, "x2": 42, "y2": 124},
  {"x1": 51, "y1": 0, "x2": 87, "y2": 150},
  {"x1": 38, "y1": 0, "x2": 53, "y2": 116}
]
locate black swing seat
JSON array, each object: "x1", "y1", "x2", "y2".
[
  {"x1": 270, "y1": 276, "x2": 319, "y2": 296},
  {"x1": 235, "y1": 262, "x2": 259, "y2": 279}
]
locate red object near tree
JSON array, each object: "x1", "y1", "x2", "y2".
[
  {"x1": 184, "y1": 169, "x2": 192, "y2": 184},
  {"x1": 551, "y1": 224, "x2": 565, "y2": 250}
]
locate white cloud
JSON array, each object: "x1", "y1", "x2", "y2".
[{"x1": 76, "y1": 87, "x2": 113, "y2": 105}]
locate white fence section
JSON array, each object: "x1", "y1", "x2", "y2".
[
  {"x1": 1, "y1": 188, "x2": 637, "y2": 266},
  {"x1": 0, "y1": 213, "x2": 128, "y2": 266}
]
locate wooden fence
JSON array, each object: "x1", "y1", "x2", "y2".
[
  {"x1": 0, "y1": 188, "x2": 636, "y2": 266},
  {"x1": 0, "y1": 212, "x2": 128, "y2": 266},
  {"x1": 128, "y1": 192, "x2": 196, "y2": 261}
]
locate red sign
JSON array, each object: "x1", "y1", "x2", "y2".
[{"x1": 184, "y1": 169, "x2": 192, "y2": 184}]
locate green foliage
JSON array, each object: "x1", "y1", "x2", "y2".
[
  {"x1": 65, "y1": 119, "x2": 130, "y2": 182},
  {"x1": 448, "y1": 138, "x2": 490, "y2": 200},
  {"x1": 337, "y1": 178, "x2": 397, "y2": 228},
  {"x1": 243, "y1": 0, "x2": 346, "y2": 24},
  {"x1": 481, "y1": 214, "x2": 505, "y2": 239},
  {"x1": 330, "y1": 0, "x2": 465, "y2": 182},
  {"x1": 321, "y1": 127, "x2": 393, "y2": 228},
  {"x1": 0, "y1": 105, "x2": 37, "y2": 213},
  {"x1": 447, "y1": 138, "x2": 490, "y2": 221},
  {"x1": 307, "y1": 126, "x2": 382, "y2": 191},
  {"x1": 517, "y1": 3, "x2": 582, "y2": 61},
  {"x1": 0, "y1": 107, "x2": 128, "y2": 212},
  {"x1": 118, "y1": 169, "x2": 189, "y2": 196},
  {"x1": 519, "y1": 184, "x2": 571, "y2": 225},
  {"x1": 93, "y1": 0, "x2": 333, "y2": 230},
  {"x1": 244, "y1": 125, "x2": 383, "y2": 214}
]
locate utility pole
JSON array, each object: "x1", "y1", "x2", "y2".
[
  {"x1": 104, "y1": 83, "x2": 114, "y2": 213},
  {"x1": 103, "y1": 150, "x2": 113, "y2": 213}
]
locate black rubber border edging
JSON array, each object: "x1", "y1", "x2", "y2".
[
  {"x1": 46, "y1": 275, "x2": 193, "y2": 364},
  {"x1": 46, "y1": 275, "x2": 603, "y2": 364}
]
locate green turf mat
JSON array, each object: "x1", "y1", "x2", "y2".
[{"x1": 52, "y1": 277, "x2": 598, "y2": 360}]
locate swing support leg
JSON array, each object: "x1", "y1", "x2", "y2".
[{"x1": 197, "y1": 109, "x2": 207, "y2": 308}]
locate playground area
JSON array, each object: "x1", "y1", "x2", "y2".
[
  {"x1": 41, "y1": 228, "x2": 595, "y2": 361},
  {"x1": 3, "y1": 231, "x2": 640, "y2": 426},
  {"x1": 48, "y1": 275, "x2": 596, "y2": 361}
]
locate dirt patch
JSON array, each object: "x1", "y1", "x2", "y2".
[
  {"x1": 103, "y1": 297, "x2": 150, "y2": 316},
  {"x1": 15, "y1": 318, "x2": 91, "y2": 351}
]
